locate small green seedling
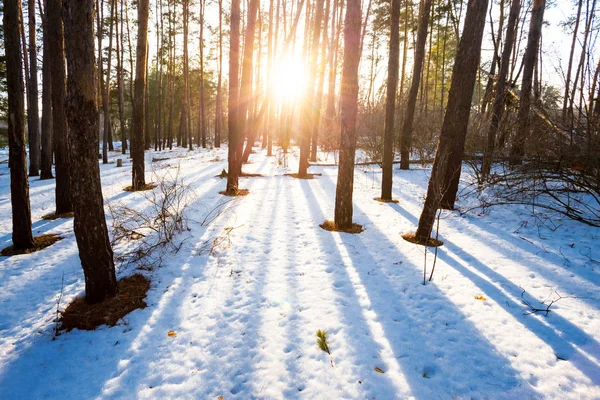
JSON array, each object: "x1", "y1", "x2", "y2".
[{"x1": 316, "y1": 329, "x2": 331, "y2": 355}]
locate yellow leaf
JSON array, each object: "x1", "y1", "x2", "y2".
[
  {"x1": 246, "y1": 280, "x2": 249, "y2": 284},
  {"x1": 475, "y1": 295, "x2": 487, "y2": 301},
  {"x1": 374, "y1": 367, "x2": 385, "y2": 374},
  {"x1": 168, "y1": 330, "x2": 177, "y2": 337}
]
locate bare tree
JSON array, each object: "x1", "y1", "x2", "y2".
[
  {"x1": 414, "y1": 0, "x2": 489, "y2": 243},
  {"x1": 63, "y1": 0, "x2": 119, "y2": 303},
  {"x1": 333, "y1": 0, "x2": 361, "y2": 229},
  {"x1": 26, "y1": 0, "x2": 40, "y2": 176},
  {"x1": 132, "y1": 0, "x2": 149, "y2": 190},
  {"x1": 4, "y1": 0, "x2": 35, "y2": 250},
  {"x1": 380, "y1": 0, "x2": 401, "y2": 201},
  {"x1": 40, "y1": 0, "x2": 53, "y2": 180},
  {"x1": 226, "y1": 0, "x2": 242, "y2": 194}
]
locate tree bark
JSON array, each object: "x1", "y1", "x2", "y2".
[
  {"x1": 103, "y1": 0, "x2": 116, "y2": 158},
  {"x1": 415, "y1": 0, "x2": 489, "y2": 241},
  {"x1": 333, "y1": 0, "x2": 361, "y2": 229},
  {"x1": 40, "y1": 0, "x2": 54, "y2": 180},
  {"x1": 226, "y1": 0, "x2": 242, "y2": 193},
  {"x1": 4, "y1": 0, "x2": 35, "y2": 250},
  {"x1": 215, "y1": 0, "x2": 223, "y2": 148},
  {"x1": 482, "y1": 0, "x2": 520, "y2": 178},
  {"x1": 562, "y1": 0, "x2": 583, "y2": 122},
  {"x1": 380, "y1": 0, "x2": 401, "y2": 201},
  {"x1": 509, "y1": 0, "x2": 545, "y2": 165},
  {"x1": 63, "y1": 0, "x2": 118, "y2": 304},
  {"x1": 198, "y1": 0, "x2": 207, "y2": 148},
  {"x1": 47, "y1": 0, "x2": 72, "y2": 214},
  {"x1": 116, "y1": 0, "x2": 128, "y2": 154},
  {"x1": 399, "y1": 0, "x2": 433, "y2": 170},
  {"x1": 132, "y1": 0, "x2": 149, "y2": 190},
  {"x1": 26, "y1": 0, "x2": 41, "y2": 176}
]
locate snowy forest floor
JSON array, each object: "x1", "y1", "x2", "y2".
[{"x1": 0, "y1": 145, "x2": 599, "y2": 399}]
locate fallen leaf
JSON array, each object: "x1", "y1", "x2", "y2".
[
  {"x1": 216, "y1": 396, "x2": 223, "y2": 400},
  {"x1": 374, "y1": 367, "x2": 385, "y2": 374},
  {"x1": 168, "y1": 330, "x2": 177, "y2": 337},
  {"x1": 475, "y1": 295, "x2": 487, "y2": 301}
]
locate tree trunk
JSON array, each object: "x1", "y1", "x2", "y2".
[
  {"x1": 215, "y1": 0, "x2": 223, "y2": 148},
  {"x1": 26, "y1": 0, "x2": 41, "y2": 176},
  {"x1": 482, "y1": 0, "x2": 520, "y2": 178},
  {"x1": 117, "y1": 0, "x2": 127, "y2": 154},
  {"x1": 226, "y1": 0, "x2": 242, "y2": 193},
  {"x1": 509, "y1": 0, "x2": 545, "y2": 165},
  {"x1": 399, "y1": 0, "x2": 433, "y2": 170},
  {"x1": 310, "y1": 0, "x2": 330, "y2": 162},
  {"x1": 4, "y1": 0, "x2": 35, "y2": 250},
  {"x1": 333, "y1": 0, "x2": 361, "y2": 229},
  {"x1": 132, "y1": 0, "x2": 149, "y2": 190},
  {"x1": 562, "y1": 0, "x2": 583, "y2": 122},
  {"x1": 103, "y1": 0, "x2": 116, "y2": 159},
  {"x1": 198, "y1": 0, "x2": 207, "y2": 148},
  {"x1": 298, "y1": 0, "x2": 324, "y2": 177},
  {"x1": 40, "y1": 0, "x2": 54, "y2": 180},
  {"x1": 97, "y1": 0, "x2": 108, "y2": 164},
  {"x1": 63, "y1": 0, "x2": 118, "y2": 304},
  {"x1": 47, "y1": 0, "x2": 72, "y2": 214},
  {"x1": 415, "y1": 0, "x2": 489, "y2": 242},
  {"x1": 481, "y1": 0, "x2": 505, "y2": 115},
  {"x1": 381, "y1": 0, "x2": 401, "y2": 201}
]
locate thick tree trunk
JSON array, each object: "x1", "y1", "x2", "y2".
[
  {"x1": 47, "y1": 0, "x2": 72, "y2": 214},
  {"x1": 333, "y1": 0, "x2": 361, "y2": 229},
  {"x1": 40, "y1": 1, "x2": 54, "y2": 180},
  {"x1": 63, "y1": 0, "x2": 118, "y2": 304},
  {"x1": 381, "y1": 0, "x2": 401, "y2": 201},
  {"x1": 399, "y1": 0, "x2": 433, "y2": 170},
  {"x1": 4, "y1": 0, "x2": 35, "y2": 250},
  {"x1": 482, "y1": 0, "x2": 521, "y2": 178},
  {"x1": 132, "y1": 0, "x2": 149, "y2": 190},
  {"x1": 415, "y1": 0, "x2": 489, "y2": 242},
  {"x1": 226, "y1": 0, "x2": 242, "y2": 193},
  {"x1": 509, "y1": 0, "x2": 545, "y2": 165},
  {"x1": 27, "y1": 0, "x2": 40, "y2": 176}
]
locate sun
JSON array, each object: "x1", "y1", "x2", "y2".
[{"x1": 272, "y1": 57, "x2": 307, "y2": 102}]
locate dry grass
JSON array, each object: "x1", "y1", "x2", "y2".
[
  {"x1": 123, "y1": 183, "x2": 157, "y2": 192},
  {"x1": 319, "y1": 220, "x2": 364, "y2": 234},
  {"x1": 374, "y1": 198, "x2": 399, "y2": 204},
  {"x1": 1, "y1": 234, "x2": 62, "y2": 256},
  {"x1": 41, "y1": 211, "x2": 74, "y2": 220},
  {"x1": 402, "y1": 233, "x2": 444, "y2": 247},
  {"x1": 284, "y1": 173, "x2": 323, "y2": 179},
  {"x1": 60, "y1": 274, "x2": 150, "y2": 332},
  {"x1": 219, "y1": 188, "x2": 250, "y2": 197}
]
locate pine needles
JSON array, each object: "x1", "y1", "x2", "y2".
[{"x1": 316, "y1": 329, "x2": 331, "y2": 355}]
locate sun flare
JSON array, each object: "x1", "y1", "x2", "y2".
[{"x1": 272, "y1": 58, "x2": 307, "y2": 102}]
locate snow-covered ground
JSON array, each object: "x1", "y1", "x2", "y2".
[{"x1": 0, "y1": 145, "x2": 599, "y2": 399}]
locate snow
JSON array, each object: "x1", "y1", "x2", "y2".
[{"x1": 0, "y1": 145, "x2": 599, "y2": 399}]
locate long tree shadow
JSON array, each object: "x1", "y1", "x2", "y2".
[
  {"x1": 313, "y1": 171, "x2": 537, "y2": 398},
  {"x1": 0, "y1": 168, "x2": 247, "y2": 398}
]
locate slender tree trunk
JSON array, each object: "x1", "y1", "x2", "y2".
[
  {"x1": 48, "y1": 0, "x2": 72, "y2": 214},
  {"x1": 63, "y1": 0, "x2": 118, "y2": 303},
  {"x1": 333, "y1": 0, "x2": 361, "y2": 229},
  {"x1": 26, "y1": 0, "x2": 41, "y2": 176},
  {"x1": 415, "y1": 0, "x2": 489, "y2": 241},
  {"x1": 311, "y1": 0, "x2": 330, "y2": 162},
  {"x1": 238, "y1": 0, "x2": 259, "y2": 168},
  {"x1": 4, "y1": 0, "x2": 35, "y2": 250},
  {"x1": 482, "y1": 0, "x2": 520, "y2": 178},
  {"x1": 324, "y1": 0, "x2": 340, "y2": 142},
  {"x1": 145, "y1": 42, "x2": 151, "y2": 150},
  {"x1": 40, "y1": 0, "x2": 53, "y2": 180},
  {"x1": 562, "y1": 0, "x2": 583, "y2": 121},
  {"x1": 198, "y1": 0, "x2": 207, "y2": 148},
  {"x1": 265, "y1": 0, "x2": 275, "y2": 155},
  {"x1": 154, "y1": 0, "x2": 162, "y2": 151},
  {"x1": 96, "y1": 0, "x2": 108, "y2": 163},
  {"x1": 103, "y1": 0, "x2": 116, "y2": 158},
  {"x1": 481, "y1": 0, "x2": 505, "y2": 115},
  {"x1": 117, "y1": 0, "x2": 127, "y2": 154},
  {"x1": 509, "y1": 0, "x2": 545, "y2": 165},
  {"x1": 399, "y1": 0, "x2": 433, "y2": 170},
  {"x1": 381, "y1": 0, "x2": 401, "y2": 201},
  {"x1": 215, "y1": 0, "x2": 223, "y2": 148},
  {"x1": 132, "y1": 0, "x2": 149, "y2": 190},
  {"x1": 226, "y1": 0, "x2": 242, "y2": 193}
]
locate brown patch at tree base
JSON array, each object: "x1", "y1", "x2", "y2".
[
  {"x1": 219, "y1": 188, "x2": 250, "y2": 197},
  {"x1": 60, "y1": 274, "x2": 151, "y2": 332},
  {"x1": 123, "y1": 183, "x2": 157, "y2": 192},
  {"x1": 241, "y1": 172, "x2": 264, "y2": 178},
  {"x1": 319, "y1": 220, "x2": 364, "y2": 234},
  {"x1": 41, "y1": 211, "x2": 75, "y2": 220},
  {"x1": 151, "y1": 157, "x2": 171, "y2": 162},
  {"x1": 1, "y1": 234, "x2": 62, "y2": 256},
  {"x1": 402, "y1": 233, "x2": 443, "y2": 247},
  {"x1": 374, "y1": 198, "x2": 399, "y2": 203},
  {"x1": 285, "y1": 173, "x2": 323, "y2": 179}
]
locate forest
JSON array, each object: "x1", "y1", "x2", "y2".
[{"x1": 0, "y1": 0, "x2": 599, "y2": 398}]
